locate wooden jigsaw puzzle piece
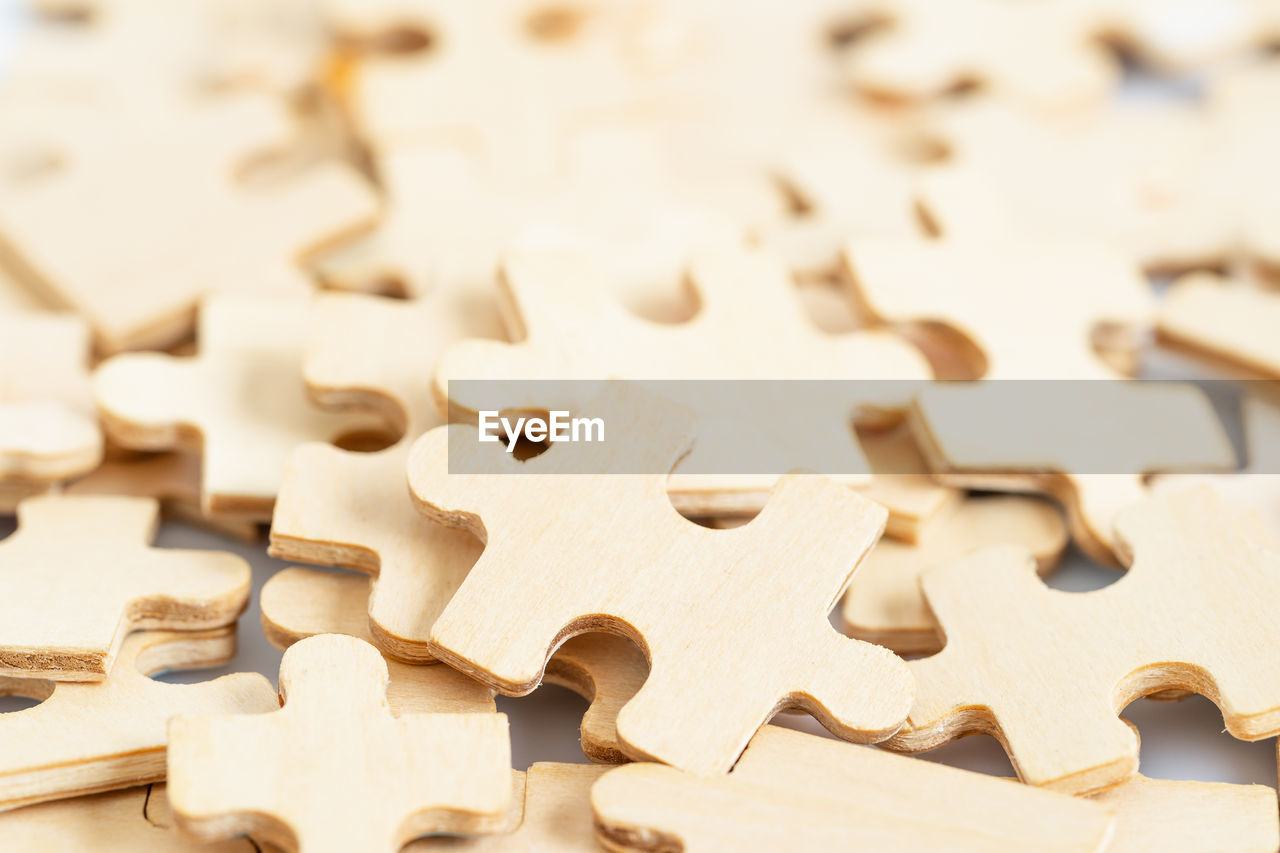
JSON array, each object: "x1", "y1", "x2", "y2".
[
  {"x1": 0, "y1": 784, "x2": 255, "y2": 851},
  {"x1": 889, "y1": 487, "x2": 1280, "y2": 794},
  {"x1": 0, "y1": 494, "x2": 250, "y2": 681},
  {"x1": 435, "y1": 246, "x2": 929, "y2": 517},
  {"x1": 260, "y1": 567, "x2": 495, "y2": 715},
  {"x1": 95, "y1": 296, "x2": 394, "y2": 519},
  {"x1": 856, "y1": 421, "x2": 962, "y2": 542},
  {"x1": 410, "y1": 384, "x2": 912, "y2": 775},
  {"x1": 844, "y1": 0, "x2": 1116, "y2": 113},
  {"x1": 843, "y1": 494, "x2": 1067, "y2": 654},
  {"x1": 1157, "y1": 274, "x2": 1280, "y2": 378},
  {"x1": 1092, "y1": 773, "x2": 1280, "y2": 853},
  {"x1": 168, "y1": 634, "x2": 513, "y2": 853},
  {"x1": 269, "y1": 293, "x2": 488, "y2": 661},
  {"x1": 0, "y1": 93, "x2": 378, "y2": 352},
  {"x1": 908, "y1": 380, "x2": 1234, "y2": 564},
  {"x1": 591, "y1": 725, "x2": 1116, "y2": 851},
  {"x1": 0, "y1": 310, "x2": 101, "y2": 483},
  {"x1": 0, "y1": 627, "x2": 276, "y2": 811}
]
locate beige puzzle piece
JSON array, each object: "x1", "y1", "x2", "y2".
[
  {"x1": 0, "y1": 92, "x2": 378, "y2": 353},
  {"x1": 887, "y1": 487, "x2": 1280, "y2": 795},
  {"x1": 260, "y1": 567, "x2": 495, "y2": 715},
  {"x1": 0, "y1": 494, "x2": 250, "y2": 681},
  {"x1": 857, "y1": 422, "x2": 961, "y2": 543},
  {"x1": 591, "y1": 724, "x2": 1115, "y2": 851},
  {"x1": 0, "y1": 627, "x2": 276, "y2": 812},
  {"x1": 1153, "y1": 391, "x2": 1280, "y2": 540},
  {"x1": 844, "y1": 0, "x2": 1116, "y2": 113},
  {"x1": 928, "y1": 101, "x2": 1209, "y2": 272},
  {"x1": 1091, "y1": 773, "x2": 1280, "y2": 853},
  {"x1": 269, "y1": 292, "x2": 487, "y2": 661},
  {"x1": 168, "y1": 634, "x2": 513, "y2": 853},
  {"x1": 908, "y1": 381, "x2": 1235, "y2": 564},
  {"x1": 843, "y1": 495, "x2": 1068, "y2": 654},
  {"x1": 0, "y1": 310, "x2": 101, "y2": 484},
  {"x1": 0, "y1": 784, "x2": 255, "y2": 852},
  {"x1": 95, "y1": 296, "x2": 393, "y2": 519},
  {"x1": 843, "y1": 196, "x2": 1153, "y2": 380},
  {"x1": 332, "y1": 0, "x2": 668, "y2": 175},
  {"x1": 409, "y1": 384, "x2": 912, "y2": 775},
  {"x1": 66, "y1": 449, "x2": 260, "y2": 542},
  {"x1": 1157, "y1": 274, "x2": 1280, "y2": 378},
  {"x1": 1140, "y1": 61, "x2": 1280, "y2": 273},
  {"x1": 407, "y1": 763, "x2": 608, "y2": 852},
  {"x1": 435, "y1": 247, "x2": 930, "y2": 518}
]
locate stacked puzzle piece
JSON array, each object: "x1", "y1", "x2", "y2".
[{"x1": 2, "y1": 0, "x2": 1280, "y2": 850}]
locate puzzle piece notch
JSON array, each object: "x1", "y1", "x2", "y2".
[
  {"x1": 260, "y1": 567, "x2": 495, "y2": 715},
  {"x1": 410, "y1": 384, "x2": 912, "y2": 775},
  {"x1": 0, "y1": 494, "x2": 250, "y2": 681},
  {"x1": 0, "y1": 92, "x2": 379, "y2": 353},
  {"x1": 0, "y1": 627, "x2": 276, "y2": 811},
  {"x1": 843, "y1": 494, "x2": 1067, "y2": 654},
  {"x1": 167, "y1": 633, "x2": 513, "y2": 853},
  {"x1": 889, "y1": 487, "x2": 1280, "y2": 795},
  {"x1": 590, "y1": 725, "x2": 1116, "y2": 851},
  {"x1": 0, "y1": 310, "x2": 101, "y2": 482},
  {"x1": 95, "y1": 296, "x2": 395, "y2": 519}
]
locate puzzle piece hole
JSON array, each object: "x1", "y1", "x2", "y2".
[
  {"x1": 0, "y1": 696, "x2": 43, "y2": 714},
  {"x1": 360, "y1": 25, "x2": 437, "y2": 56},
  {"x1": 496, "y1": 684, "x2": 590, "y2": 769},
  {"x1": 1121, "y1": 696, "x2": 1279, "y2": 785},
  {"x1": 1038, "y1": 546, "x2": 1120, "y2": 593},
  {"x1": 332, "y1": 428, "x2": 401, "y2": 453},
  {"x1": 825, "y1": 15, "x2": 889, "y2": 51}
]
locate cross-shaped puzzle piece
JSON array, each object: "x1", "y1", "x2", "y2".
[
  {"x1": 0, "y1": 494, "x2": 250, "y2": 681},
  {"x1": 94, "y1": 296, "x2": 393, "y2": 519},
  {"x1": 0, "y1": 92, "x2": 377, "y2": 352},
  {"x1": 409, "y1": 384, "x2": 912, "y2": 775},
  {"x1": 435, "y1": 246, "x2": 930, "y2": 518},
  {"x1": 167, "y1": 633, "x2": 513, "y2": 853},
  {"x1": 888, "y1": 487, "x2": 1280, "y2": 795},
  {"x1": 0, "y1": 627, "x2": 276, "y2": 811},
  {"x1": 0, "y1": 310, "x2": 101, "y2": 484}
]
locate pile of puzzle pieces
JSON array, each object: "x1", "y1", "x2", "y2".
[{"x1": 3, "y1": 0, "x2": 1280, "y2": 850}]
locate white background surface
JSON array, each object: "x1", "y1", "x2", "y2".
[{"x1": 0, "y1": 0, "x2": 1275, "y2": 795}]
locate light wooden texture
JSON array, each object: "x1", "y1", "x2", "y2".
[
  {"x1": 269, "y1": 293, "x2": 486, "y2": 661},
  {"x1": 0, "y1": 784, "x2": 255, "y2": 852},
  {"x1": 1092, "y1": 774, "x2": 1280, "y2": 853},
  {"x1": 409, "y1": 384, "x2": 912, "y2": 775},
  {"x1": 591, "y1": 724, "x2": 1115, "y2": 852},
  {"x1": 544, "y1": 633, "x2": 650, "y2": 764},
  {"x1": 332, "y1": 0, "x2": 663, "y2": 173},
  {"x1": 1153, "y1": 392, "x2": 1280, "y2": 539},
  {"x1": 260, "y1": 567, "x2": 495, "y2": 715},
  {"x1": 0, "y1": 627, "x2": 276, "y2": 811},
  {"x1": 94, "y1": 296, "x2": 392, "y2": 519},
  {"x1": 929, "y1": 101, "x2": 1207, "y2": 271},
  {"x1": 908, "y1": 380, "x2": 1235, "y2": 564},
  {"x1": 66, "y1": 449, "x2": 260, "y2": 542},
  {"x1": 0, "y1": 494, "x2": 250, "y2": 681},
  {"x1": 887, "y1": 487, "x2": 1280, "y2": 795},
  {"x1": 0, "y1": 92, "x2": 377, "y2": 352},
  {"x1": 843, "y1": 0, "x2": 1115, "y2": 113},
  {"x1": 856, "y1": 422, "x2": 961, "y2": 543},
  {"x1": 843, "y1": 495, "x2": 1067, "y2": 654},
  {"x1": 843, "y1": 206, "x2": 1152, "y2": 380},
  {"x1": 167, "y1": 633, "x2": 513, "y2": 853},
  {"x1": 405, "y1": 763, "x2": 607, "y2": 852},
  {"x1": 1157, "y1": 274, "x2": 1280, "y2": 378},
  {"x1": 0, "y1": 310, "x2": 101, "y2": 483},
  {"x1": 434, "y1": 246, "x2": 931, "y2": 519}
]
